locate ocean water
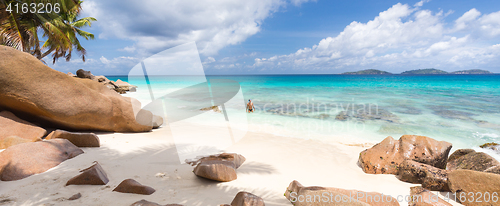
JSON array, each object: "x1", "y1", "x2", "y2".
[{"x1": 108, "y1": 74, "x2": 500, "y2": 151}]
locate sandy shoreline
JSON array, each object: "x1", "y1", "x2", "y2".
[{"x1": 0, "y1": 122, "x2": 462, "y2": 206}]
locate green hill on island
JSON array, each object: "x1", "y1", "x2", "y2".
[
  {"x1": 342, "y1": 69, "x2": 392, "y2": 75},
  {"x1": 401, "y1": 68, "x2": 448, "y2": 74},
  {"x1": 451, "y1": 69, "x2": 492, "y2": 74}
]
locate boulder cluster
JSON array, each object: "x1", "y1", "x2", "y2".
[
  {"x1": 282, "y1": 135, "x2": 500, "y2": 206},
  {"x1": 358, "y1": 135, "x2": 500, "y2": 206},
  {"x1": 0, "y1": 45, "x2": 168, "y2": 203},
  {"x1": 71, "y1": 69, "x2": 137, "y2": 94}
]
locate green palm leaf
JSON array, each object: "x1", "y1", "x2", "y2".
[{"x1": 0, "y1": 0, "x2": 96, "y2": 63}]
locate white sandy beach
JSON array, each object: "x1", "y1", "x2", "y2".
[{"x1": 0, "y1": 120, "x2": 463, "y2": 206}]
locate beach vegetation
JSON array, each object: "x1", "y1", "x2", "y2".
[{"x1": 0, "y1": 0, "x2": 96, "y2": 63}]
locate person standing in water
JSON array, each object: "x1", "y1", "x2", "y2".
[{"x1": 246, "y1": 99, "x2": 255, "y2": 113}]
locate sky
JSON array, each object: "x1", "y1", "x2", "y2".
[{"x1": 48, "y1": 0, "x2": 500, "y2": 75}]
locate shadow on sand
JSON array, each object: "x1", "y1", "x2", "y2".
[{"x1": 0, "y1": 140, "x2": 288, "y2": 206}]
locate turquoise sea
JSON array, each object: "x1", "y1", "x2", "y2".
[{"x1": 109, "y1": 74, "x2": 500, "y2": 153}]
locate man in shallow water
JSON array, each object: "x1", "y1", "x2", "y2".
[{"x1": 246, "y1": 99, "x2": 255, "y2": 113}]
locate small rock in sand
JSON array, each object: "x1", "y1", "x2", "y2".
[
  {"x1": 66, "y1": 162, "x2": 109, "y2": 186},
  {"x1": 189, "y1": 153, "x2": 246, "y2": 182},
  {"x1": 113, "y1": 179, "x2": 156, "y2": 195},
  {"x1": 67, "y1": 193, "x2": 82, "y2": 200},
  {"x1": 130, "y1": 199, "x2": 183, "y2": 206},
  {"x1": 230, "y1": 191, "x2": 265, "y2": 206}
]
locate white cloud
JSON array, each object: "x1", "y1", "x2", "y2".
[
  {"x1": 479, "y1": 11, "x2": 500, "y2": 37},
  {"x1": 453, "y1": 8, "x2": 481, "y2": 31},
  {"x1": 203, "y1": 56, "x2": 216, "y2": 64},
  {"x1": 414, "y1": 0, "x2": 430, "y2": 7},
  {"x1": 99, "y1": 56, "x2": 110, "y2": 64},
  {"x1": 100, "y1": 56, "x2": 138, "y2": 69},
  {"x1": 120, "y1": 46, "x2": 136, "y2": 53},
  {"x1": 83, "y1": 0, "x2": 313, "y2": 56},
  {"x1": 250, "y1": 3, "x2": 500, "y2": 72},
  {"x1": 290, "y1": 0, "x2": 316, "y2": 6}
]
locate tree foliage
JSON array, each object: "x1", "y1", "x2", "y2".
[{"x1": 0, "y1": 0, "x2": 96, "y2": 63}]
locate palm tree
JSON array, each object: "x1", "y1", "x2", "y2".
[
  {"x1": 39, "y1": 2, "x2": 96, "y2": 63},
  {"x1": 0, "y1": 0, "x2": 96, "y2": 63}
]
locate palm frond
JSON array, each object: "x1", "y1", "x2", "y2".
[{"x1": 1, "y1": 0, "x2": 95, "y2": 63}]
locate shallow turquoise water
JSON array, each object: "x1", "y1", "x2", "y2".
[{"x1": 109, "y1": 75, "x2": 500, "y2": 150}]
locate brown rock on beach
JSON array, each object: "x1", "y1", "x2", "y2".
[
  {"x1": 446, "y1": 149, "x2": 475, "y2": 163},
  {"x1": 480, "y1": 142, "x2": 500, "y2": 153},
  {"x1": 230, "y1": 191, "x2": 265, "y2": 206},
  {"x1": 285, "y1": 180, "x2": 399, "y2": 206},
  {"x1": 447, "y1": 170, "x2": 500, "y2": 206},
  {"x1": 409, "y1": 186, "x2": 452, "y2": 206},
  {"x1": 193, "y1": 160, "x2": 237, "y2": 182},
  {"x1": 447, "y1": 150, "x2": 500, "y2": 175},
  {"x1": 358, "y1": 135, "x2": 452, "y2": 175},
  {"x1": 130, "y1": 199, "x2": 183, "y2": 206},
  {"x1": 189, "y1": 153, "x2": 246, "y2": 182},
  {"x1": 115, "y1": 79, "x2": 138, "y2": 91},
  {"x1": 0, "y1": 139, "x2": 83, "y2": 181},
  {"x1": 45, "y1": 130, "x2": 100, "y2": 147},
  {"x1": 76, "y1": 69, "x2": 94, "y2": 79},
  {"x1": 67, "y1": 193, "x2": 82, "y2": 201},
  {"x1": 0, "y1": 110, "x2": 47, "y2": 149},
  {"x1": 66, "y1": 162, "x2": 109, "y2": 186},
  {"x1": 0, "y1": 45, "x2": 160, "y2": 132},
  {"x1": 113, "y1": 179, "x2": 156, "y2": 195},
  {"x1": 397, "y1": 160, "x2": 449, "y2": 191},
  {"x1": 187, "y1": 153, "x2": 246, "y2": 169}
]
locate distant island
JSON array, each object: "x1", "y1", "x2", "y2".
[
  {"x1": 451, "y1": 69, "x2": 492, "y2": 74},
  {"x1": 401, "y1": 68, "x2": 448, "y2": 74},
  {"x1": 341, "y1": 68, "x2": 495, "y2": 75},
  {"x1": 342, "y1": 69, "x2": 392, "y2": 75}
]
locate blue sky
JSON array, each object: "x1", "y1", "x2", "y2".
[{"x1": 48, "y1": 0, "x2": 500, "y2": 75}]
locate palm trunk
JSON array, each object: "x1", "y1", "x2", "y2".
[{"x1": 38, "y1": 47, "x2": 56, "y2": 60}]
